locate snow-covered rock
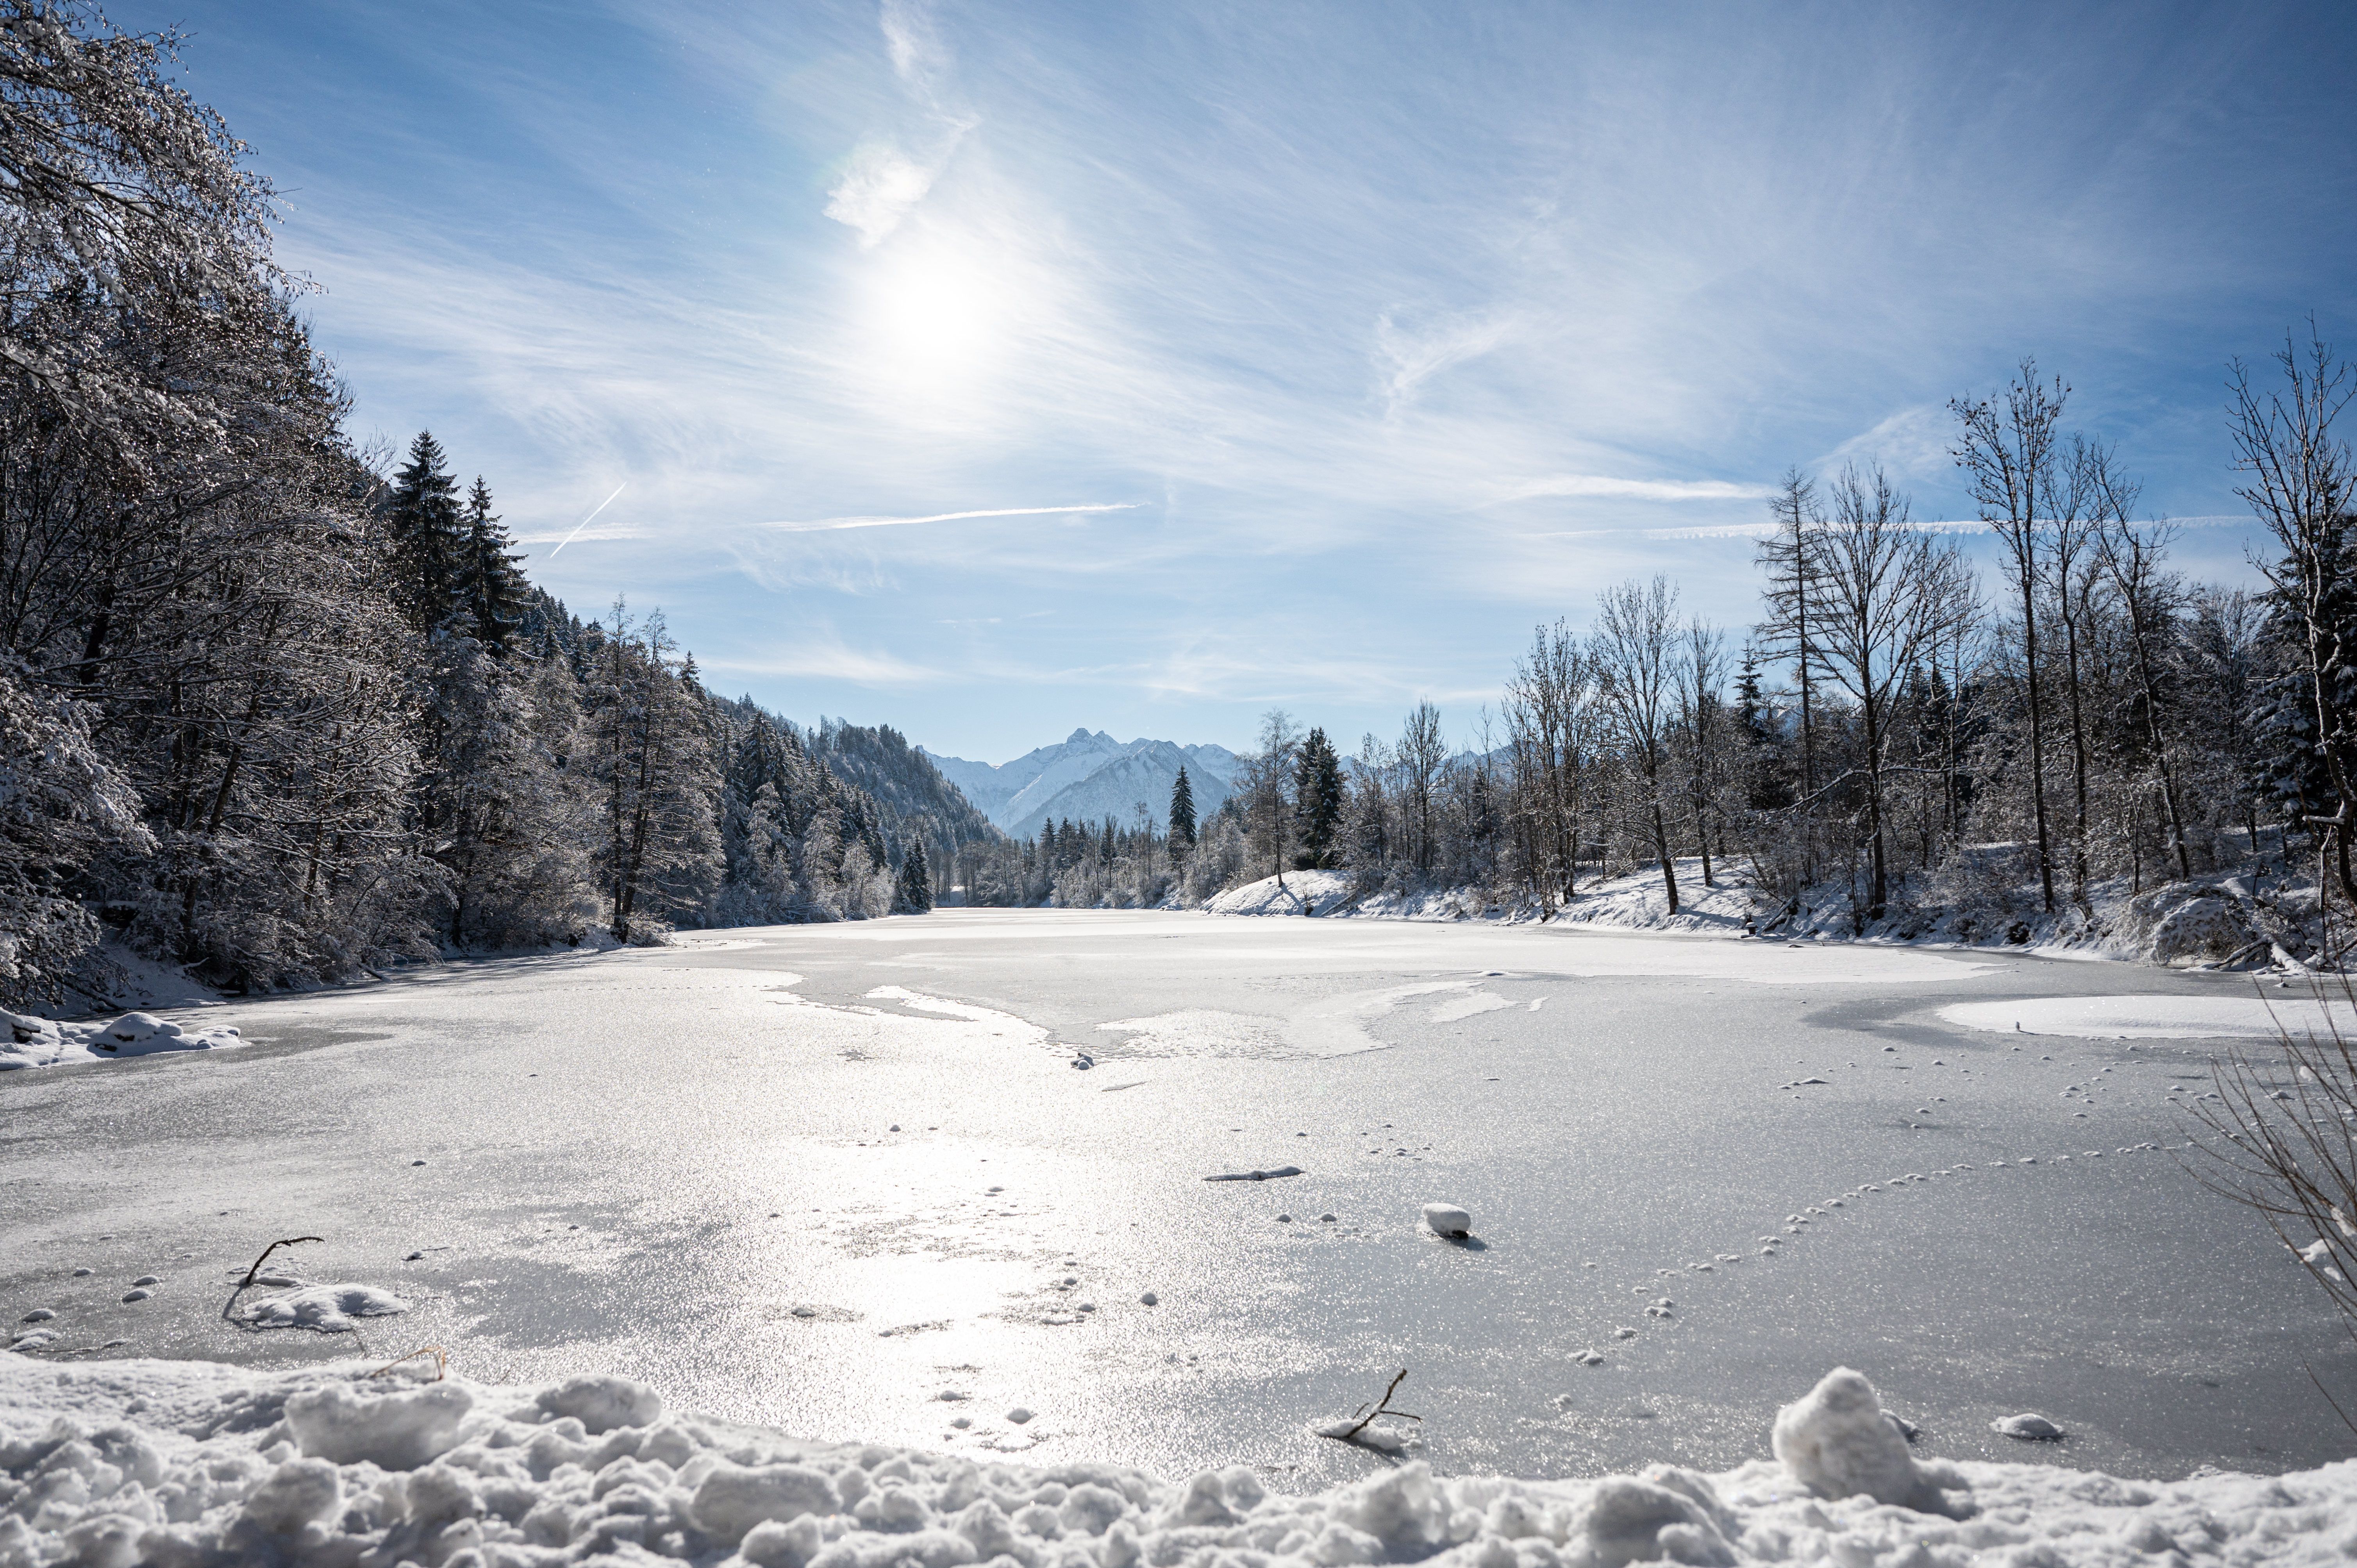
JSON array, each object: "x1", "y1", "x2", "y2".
[
  {"x1": 1991, "y1": 1412, "x2": 2066, "y2": 1441},
  {"x1": 0, "y1": 1006, "x2": 242, "y2": 1069},
  {"x1": 11, "y1": 1355, "x2": 2357, "y2": 1567},
  {"x1": 1421, "y1": 1202, "x2": 1473, "y2": 1238}
]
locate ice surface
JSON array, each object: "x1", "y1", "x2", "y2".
[
  {"x1": 4, "y1": 906, "x2": 2340, "y2": 1486},
  {"x1": 1099, "y1": 981, "x2": 1497, "y2": 1059},
  {"x1": 1428, "y1": 991, "x2": 1513, "y2": 1024},
  {"x1": 11, "y1": 1355, "x2": 2357, "y2": 1567}
]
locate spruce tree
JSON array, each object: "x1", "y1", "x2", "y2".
[
  {"x1": 1169, "y1": 767, "x2": 1197, "y2": 857},
  {"x1": 1293, "y1": 728, "x2": 1344, "y2": 868},
  {"x1": 462, "y1": 477, "x2": 531, "y2": 655},
  {"x1": 894, "y1": 838, "x2": 933, "y2": 913},
  {"x1": 387, "y1": 431, "x2": 468, "y2": 634}
]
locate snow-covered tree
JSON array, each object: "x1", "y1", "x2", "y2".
[{"x1": 893, "y1": 838, "x2": 933, "y2": 913}]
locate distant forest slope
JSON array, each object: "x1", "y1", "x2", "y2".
[{"x1": 733, "y1": 704, "x2": 1003, "y2": 876}]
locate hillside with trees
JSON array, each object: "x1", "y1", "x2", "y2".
[{"x1": 0, "y1": 4, "x2": 996, "y2": 1008}]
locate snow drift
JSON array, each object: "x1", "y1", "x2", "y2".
[{"x1": 5, "y1": 1357, "x2": 2355, "y2": 1567}]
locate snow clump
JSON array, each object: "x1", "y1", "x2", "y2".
[
  {"x1": 1420, "y1": 1202, "x2": 1473, "y2": 1238},
  {"x1": 233, "y1": 1283, "x2": 409, "y2": 1333},
  {"x1": 1771, "y1": 1368, "x2": 1967, "y2": 1513}
]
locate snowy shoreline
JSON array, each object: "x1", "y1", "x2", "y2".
[
  {"x1": 1202, "y1": 860, "x2": 2324, "y2": 977},
  {"x1": 4, "y1": 1354, "x2": 2351, "y2": 1567}
]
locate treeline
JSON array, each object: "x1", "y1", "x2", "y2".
[
  {"x1": 1156, "y1": 343, "x2": 2348, "y2": 951},
  {"x1": 0, "y1": 7, "x2": 991, "y2": 1007}
]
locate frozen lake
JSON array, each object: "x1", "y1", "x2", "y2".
[{"x1": 4, "y1": 910, "x2": 2347, "y2": 1486}]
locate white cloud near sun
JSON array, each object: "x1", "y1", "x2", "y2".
[{"x1": 824, "y1": 143, "x2": 943, "y2": 246}]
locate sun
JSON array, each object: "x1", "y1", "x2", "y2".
[{"x1": 866, "y1": 235, "x2": 1000, "y2": 383}]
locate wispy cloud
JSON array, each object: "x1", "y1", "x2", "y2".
[
  {"x1": 825, "y1": 143, "x2": 946, "y2": 246},
  {"x1": 1494, "y1": 475, "x2": 1775, "y2": 504},
  {"x1": 1375, "y1": 308, "x2": 1526, "y2": 411},
  {"x1": 1819, "y1": 405, "x2": 1954, "y2": 482},
  {"x1": 763, "y1": 503, "x2": 1141, "y2": 533},
  {"x1": 234, "y1": 0, "x2": 2309, "y2": 753},
  {"x1": 701, "y1": 638, "x2": 940, "y2": 685}
]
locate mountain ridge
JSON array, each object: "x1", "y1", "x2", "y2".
[{"x1": 924, "y1": 729, "x2": 1240, "y2": 841}]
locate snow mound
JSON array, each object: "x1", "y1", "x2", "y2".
[
  {"x1": 1202, "y1": 870, "x2": 1355, "y2": 917},
  {"x1": 11, "y1": 1354, "x2": 2357, "y2": 1567},
  {"x1": 1771, "y1": 1368, "x2": 1965, "y2": 1513},
  {"x1": 2141, "y1": 892, "x2": 2261, "y2": 967},
  {"x1": 0, "y1": 1008, "x2": 243, "y2": 1070},
  {"x1": 232, "y1": 1283, "x2": 409, "y2": 1332}
]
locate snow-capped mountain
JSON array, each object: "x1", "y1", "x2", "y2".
[{"x1": 924, "y1": 729, "x2": 1239, "y2": 841}]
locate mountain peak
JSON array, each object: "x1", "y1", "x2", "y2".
[{"x1": 1066, "y1": 726, "x2": 1096, "y2": 744}]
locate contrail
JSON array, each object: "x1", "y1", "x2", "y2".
[
  {"x1": 764, "y1": 502, "x2": 1139, "y2": 533},
  {"x1": 549, "y1": 482, "x2": 628, "y2": 555}
]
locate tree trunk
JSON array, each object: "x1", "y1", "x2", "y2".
[{"x1": 2016, "y1": 559, "x2": 2056, "y2": 912}]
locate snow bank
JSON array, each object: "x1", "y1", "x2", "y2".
[
  {"x1": 7, "y1": 1356, "x2": 2357, "y2": 1567},
  {"x1": 0, "y1": 1008, "x2": 243, "y2": 1070},
  {"x1": 1201, "y1": 871, "x2": 1356, "y2": 917}
]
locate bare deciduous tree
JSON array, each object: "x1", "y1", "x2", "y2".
[
  {"x1": 1807, "y1": 466, "x2": 1968, "y2": 918},
  {"x1": 1592, "y1": 576, "x2": 1683, "y2": 913},
  {"x1": 1953, "y1": 362, "x2": 2070, "y2": 914}
]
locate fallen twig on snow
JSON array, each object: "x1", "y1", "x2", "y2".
[
  {"x1": 238, "y1": 1236, "x2": 323, "y2": 1288},
  {"x1": 1317, "y1": 1367, "x2": 1421, "y2": 1447},
  {"x1": 1203, "y1": 1166, "x2": 1303, "y2": 1182}
]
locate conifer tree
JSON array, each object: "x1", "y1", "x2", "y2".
[
  {"x1": 387, "y1": 432, "x2": 468, "y2": 635},
  {"x1": 1293, "y1": 728, "x2": 1345, "y2": 868},
  {"x1": 1169, "y1": 767, "x2": 1197, "y2": 859},
  {"x1": 893, "y1": 838, "x2": 933, "y2": 913},
  {"x1": 462, "y1": 477, "x2": 530, "y2": 656}
]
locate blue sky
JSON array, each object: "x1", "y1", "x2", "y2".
[{"x1": 125, "y1": 0, "x2": 2357, "y2": 760}]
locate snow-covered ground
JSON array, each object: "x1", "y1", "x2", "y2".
[
  {"x1": 4, "y1": 910, "x2": 2352, "y2": 1513},
  {"x1": 7, "y1": 1354, "x2": 2351, "y2": 1567}
]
